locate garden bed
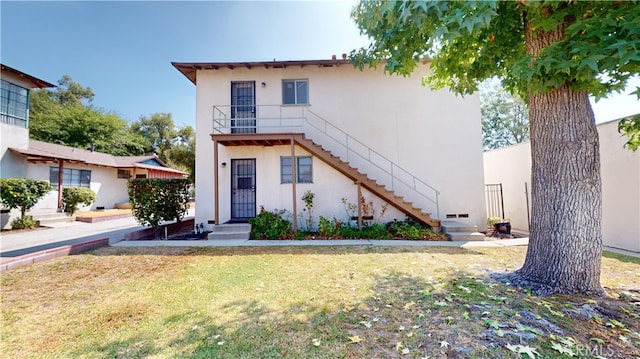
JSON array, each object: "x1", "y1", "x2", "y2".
[{"x1": 124, "y1": 219, "x2": 209, "y2": 241}]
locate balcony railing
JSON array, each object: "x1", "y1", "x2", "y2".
[{"x1": 212, "y1": 105, "x2": 440, "y2": 218}]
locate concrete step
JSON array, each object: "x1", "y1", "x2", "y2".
[
  {"x1": 211, "y1": 223, "x2": 251, "y2": 233},
  {"x1": 448, "y1": 232, "x2": 487, "y2": 241},
  {"x1": 208, "y1": 224, "x2": 251, "y2": 240},
  {"x1": 441, "y1": 221, "x2": 478, "y2": 233},
  {"x1": 28, "y1": 212, "x2": 75, "y2": 226}
]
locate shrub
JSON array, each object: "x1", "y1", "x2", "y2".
[
  {"x1": 301, "y1": 190, "x2": 315, "y2": 231},
  {"x1": 249, "y1": 206, "x2": 293, "y2": 240},
  {"x1": 391, "y1": 219, "x2": 448, "y2": 240},
  {"x1": 62, "y1": 187, "x2": 96, "y2": 215},
  {"x1": 318, "y1": 216, "x2": 343, "y2": 238},
  {"x1": 10, "y1": 216, "x2": 37, "y2": 230},
  {"x1": 128, "y1": 178, "x2": 191, "y2": 230},
  {"x1": 0, "y1": 178, "x2": 52, "y2": 226}
]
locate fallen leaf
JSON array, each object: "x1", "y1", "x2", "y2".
[
  {"x1": 398, "y1": 325, "x2": 405, "y2": 331},
  {"x1": 360, "y1": 321, "x2": 372, "y2": 328},
  {"x1": 217, "y1": 340, "x2": 224, "y2": 346},
  {"x1": 348, "y1": 336, "x2": 362, "y2": 344},
  {"x1": 619, "y1": 335, "x2": 629, "y2": 343},
  {"x1": 440, "y1": 340, "x2": 449, "y2": 348},
  {"x1": 401, "y1": 348, "x2": 410, "y2": 355},
  {"x1": 312, "y1": 338, "x2": 321, "y2": 347},
  {"x1": 551, "y1": 342, "x2": 575, "y2": 357},
  {"x1": 590, "y1": 337, "x2": 605, "y2": 345}
]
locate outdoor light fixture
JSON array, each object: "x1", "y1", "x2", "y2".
[
  {"x1": 221, "y1": 162, "x2": 227, "y2": 168},
  {"x1": 261, "y1": 82, "x2": 266, "y2": 88}
]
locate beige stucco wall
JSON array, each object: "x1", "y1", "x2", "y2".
[
  {"x1": 483, "y1": 142, "x2": 532, "y2": 231},
  {"x1": 26, "y1": 162, "x2": 130, "y2": 211},
  {"x1": 483, "y1": 120, "x2": 640, "y2": 253},
  {"x1": 194, "y1": 62, "x2": 485, "y2": 229}
]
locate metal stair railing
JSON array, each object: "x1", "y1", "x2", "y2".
[{"x1": 213, "y1": 105, "x2": 440, "y2": 218}]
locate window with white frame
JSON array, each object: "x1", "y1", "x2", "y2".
[
  {"x1": 282, "y1": 79, "x2": 308, "y2": 105},
  {"x1": 281, "y1": 156, "x2": 313, "y2": 183},
  {"x1": 49, "y1": 167, "x2": 91, "y2": 188}
]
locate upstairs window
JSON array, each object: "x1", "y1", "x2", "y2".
[
  {"x1": 0, "y1": 80, "x2": 29, "y2": 128},
  {"x1": 281, "y1": 156, "x2": 313, "y2": 183},
  {"x1": 50, "y1": 167, "x2": 91, "y2": 188},
  {"x1": 282, "y1": 79, "x2": 308, "y2": 105}
]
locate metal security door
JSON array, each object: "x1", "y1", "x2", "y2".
[
  {"x1": 230, "y1": 82, "x2": 256, "y2": 133},
  {"x1": 231, "y1": 159, "x2": 256, "y2": 219}
]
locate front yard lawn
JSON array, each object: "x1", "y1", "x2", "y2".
[{"x1": 1, "y1": 246, "x2": 638, "y2": 358}]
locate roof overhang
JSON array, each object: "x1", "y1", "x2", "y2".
[
  {"x1": 211, "y1": 133, "x2": 305, "y2": 147},
  {"x1": 1, "y1": 64, "x2": 55, "y2": 88},
  {"x1": 172, "y1": 59, "x2": 354, "y2": 85}
]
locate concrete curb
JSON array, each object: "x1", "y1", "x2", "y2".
[
  {"x1": 0, "y1": 237, "x2": 109, "y2": 272},
  {"x1": 112, "y1": 237, "x2": 530, "y2": 248}
]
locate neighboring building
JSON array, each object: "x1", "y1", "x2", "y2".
[
  {"x1": 173, "y1": 58, "x2": 486, "y2": 231},
  {"x1": 1, "y1": 64, "x2": 186, "y2": 229},
  {"x1": 484, "y1": 118, "x2": 640, "y2": 254}
]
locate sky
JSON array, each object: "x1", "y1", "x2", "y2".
[{"x1": 1, "y1": 1, "x2": 638, "y2": 129}]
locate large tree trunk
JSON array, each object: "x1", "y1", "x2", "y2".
[
  {"x1": 516, "y1": 84, "x2": 604, "y2": 295},
  {"x1": 512, "y1": 15, "x2": 604, "y2": 296}
]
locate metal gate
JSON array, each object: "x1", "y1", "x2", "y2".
[
  {"x1": 485, "y1": 183, "x2": 505, "y2": 219},
  {"x1": 231, "y1": 159, "x2": 256, "y2": 219},
  {"x1": 230, "y1": 81, "x2": 256, "y2": 133}
]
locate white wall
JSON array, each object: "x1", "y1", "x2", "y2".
[
  {"x1": 194, "y1": 62, "x2": 486, "y2": 229},
  {"x1": 483, "y1": 120, "x2": 640, "y2": 253},
  {"x1": 0, "y1": 123, "x2": 29, "y2": 179},
  {"x1": 215, "y1": 144, "x2": 404, "y2": 227},
  {"x1": 26, "y1": 162, "x2": 129, "y2": 212}
]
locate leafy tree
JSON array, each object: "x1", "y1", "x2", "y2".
[
  {"x1": 131, "y1": 113, "x2": 196, "y2": 180},
  {"x1": 0, "y1": 179, "x2": 52, "y2": 228},
  {"x1": 131, "y1": 113, "x2": 177, "y2": 159},
  {"x1": 351, "y1": 0, "x2": 640, "y2": 295},
  {"x1": 62, "y1": 187, "x2": 97, "y2": 215},
  {"x1": 167, "y1": 125, "x2": 196, "y2": 181},
  {"x1": 481, "y1": 79, "x2": 529, "y2": 150},
  {"x1": 618, "y1": 115, "x2": 640, "y2": 152},
  {"x1": 29, "y1": 76, "x2": 148, "y2": 155}
]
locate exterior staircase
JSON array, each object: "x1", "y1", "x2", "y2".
[
  {"x1": 207, "y1": 223, "x2": 251, "y2": 240},
  {"x1": 28, "y1": 211, "x2": 75, "y2": 227},
  {"x1": 294, "y1": 136, "x2": 440, "y2": 227},
  {"x1": 441, "y1": 221, "x2": 486, "y2": 241}
]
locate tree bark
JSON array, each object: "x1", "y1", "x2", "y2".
[{"x1": 512, "y1": 14, "x2": 604, "y2": 296}]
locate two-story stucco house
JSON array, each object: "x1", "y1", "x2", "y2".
[
  {"x1": 173, "y1": 58, "x2": 486, "y2": 235},
  {"x1": 1, "y1": 64, "x2": 186, "y2": 228}
]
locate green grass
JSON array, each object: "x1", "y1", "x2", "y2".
[{"x1": 1, "y1": 246, "x2": 639, "y2": 358}]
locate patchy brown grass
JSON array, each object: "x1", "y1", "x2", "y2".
[{"x1": 1, "y1": 246, "x2": 638, "y2": 358}]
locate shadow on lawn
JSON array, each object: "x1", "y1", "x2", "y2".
[{"x1": 81, "y1": 268, "x2": 638, "y2": 359}]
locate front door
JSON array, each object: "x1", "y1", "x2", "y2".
[
  {"x1": 231, "y1": 159, "x2": 256, "y2": 220},
  {"x1": 230, "y1": 81, "x2": 256, "y2": 133}
]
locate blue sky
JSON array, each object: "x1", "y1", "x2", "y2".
[{"x1": 1, "y1": 1, "x2": 638, "y2": 129}]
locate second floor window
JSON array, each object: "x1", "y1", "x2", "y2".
[
  {"x1": 282, "y1": 79, "x2": 308, "y2": 105},
  {"x1": 1, "y1": 80, "x2": 29, "y2": 128}
]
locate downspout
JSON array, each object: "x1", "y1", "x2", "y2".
[
  {"x1": 290, "y1": 136, "x2": 298, "y2": 232},
  {"x1": 56, "y1": 159, "x2": 64, "y2": 211}
]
